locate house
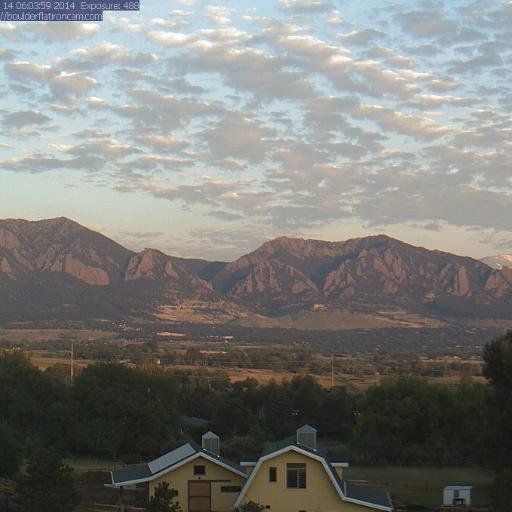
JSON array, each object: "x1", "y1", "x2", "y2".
[
  {"x1": 110, "y1": 431, "x2": 247, "y2": 512},
  {"x1": 235, "y1": 425, "x2": 393, "y2": 512},
  {"x1": 110, "y1": 426, "x2": 393, "y2": 512}
]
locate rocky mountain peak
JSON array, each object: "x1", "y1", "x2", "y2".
[{"x1": 0, "y1": 218, "x2": 511, "y2": 323}]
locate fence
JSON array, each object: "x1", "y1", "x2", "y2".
[{"x1": 83, "y1": 503, "x2": 146, "y2": 512}]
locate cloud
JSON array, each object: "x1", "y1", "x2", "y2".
[
  {"x1": 279, "y1": 0, "x2": 333, "y2": 14},
  {"x1": 1, "y1": 154, "x2": 105, "y2": 173},
  {"x1": 2, "y1": 110, "x2": 51, "y2": 129},
  {"x1": 5, "y1": 61, "x2": 98, "y2": 101},
  {"x1": 116, "y1": 89, "x2": 222, "y2": 130},
  {"x1": 24, "y1": 22, "x2": 100, "y2": 40},
  {"x1": 396, "y1": 9, "x2": 457, "y2": 38},
  {"x1": 1, "y1": 0, "x2": 512, "y2": 259},
  {"x1": 64, "y1": 136, "x2": 139, "y2": 158},
  {"x1": 60, "y1": 42, "x2": 157, "y2": 70},
  {"x1": 0, "y1": 48, "x2": 13, "y2": 61},
  {"x1": 204, "y1": 5, "x2": 232, "y2": 25},
  {"x1": 353, "y1": 103, "x2": 451, "y2": 140},
  {"x1": 204, "y1": 113, "x2": 275, "y2": 163}
]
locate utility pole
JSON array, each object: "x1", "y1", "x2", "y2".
[
  {"x1": 70, "y1": 342, "x2": 74, "y2": 384},
  {"x1": 331, "y1": 353, "x2": 334, "y2": 388}
]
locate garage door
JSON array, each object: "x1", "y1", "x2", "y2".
[{"x1": 189, "y1": 481, "x2": 211, "y2": 512}]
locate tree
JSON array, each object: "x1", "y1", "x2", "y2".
[
  {"x1": 71, "y1": 363, "x2": 179, "y2": 457},
  {"x1": 483, "y1": 331, "x2": 512, "y2": 470},
  {"x1": 492, "y1": 470, "x2": 512, "y2": 512},
  {"x1": 351, "y1": 377, "x2": 487, "y2": 466},
  {"x1": 16, "y1": 446, "x2": 78, "y2": 512},
  {"x1": 0, "y1": 423, "x2": 21, "y2": 479},
  {"x1": 483, "y1": 331, "x2": 512, "y2": 392},
  {"x1": 147, "y1": 482, "x2": 181, "y2": 512},
  {"x1": 236, "y1": 501, "x2": 265, "y2": 512},
  {"x1": 0, "y1": 352, "x2": 63, "y2": 440}
]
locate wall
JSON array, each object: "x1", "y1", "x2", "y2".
[
  {"x1": 242, "y1": 450, "x2": 377, "y2": 512},
  {"x1": 148, "y1": 455, "x2": 246, "y2": 512}
]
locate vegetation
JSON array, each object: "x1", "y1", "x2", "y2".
[
  {"x1": 147, "y1": 482, "x2": 182, "y2": 512},
  {"x1": 0, "y1": 349, "x2": 499, "y2": 466},
  {"x1": 236, "y1": 502, "x2": 265, "y2": 512},
  {"x1": 0, "y1": 422, "x2": 20, "y2": 478},
  {"x1": 1, "y1": 330, "x2": 512, "y2": 508},
  {"x1": 483, "y1": 331, "x2": 512, "y2": 510},
  {"x1": 345, "y1": 466, "x2": 495, "y2": 508},
  {"x1": 352, "y1": 378, "x2": 489, "y2": 465},
  {"x1": 71, "y1": 363, "x2": 178, "y2": 458},
  {"x1": 491, "y1": 470, "x2": 512, "y2": 512},
  {"x1": 16, "y1": 445, "x2": 78, "y2": 512}
]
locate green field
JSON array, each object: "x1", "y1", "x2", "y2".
[
  {"x1": 66, "y1": 457, "x2": 121, "y2": 475},
  {"x1": 345, "y1": 466, "x2": 495, "y2": 508}
]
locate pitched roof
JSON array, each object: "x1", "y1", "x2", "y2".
[
  {"x1": 234, "y1": 437, "x2": 392, "y2": 512},
  {"x1": 111, "y1": 463, "x2": 151, "y2": 485},
  {"x1": 344, "y1": 481, "x2": 393, "y2": 510},
  {"x1": 202, "y1": 431, "x2": 219, "y2": 439},
  {"x1": 297, "y1": 424, "x2": 317, "y2": 433},
  {"x1": 110, "y1": 442, "x2": 246, "y2": 487}
]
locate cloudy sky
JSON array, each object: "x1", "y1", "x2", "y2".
[{"x1": 0, "y1": 0, "x2": 511, "y2": 261}]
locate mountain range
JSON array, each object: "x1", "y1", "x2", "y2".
[
  {"x1": 0, "y1": 217, "x2": 511, "y2": 327},
  {"x1": 480, "y1": 254, "x2": 512, "y2": 270}
]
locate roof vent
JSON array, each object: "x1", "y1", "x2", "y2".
[
  {"x1": 202, "y1": 431, "x2": 220, "y2": 456},
  {"x1": 296, "y1": 425, "x2": 317, "y2": 451}
]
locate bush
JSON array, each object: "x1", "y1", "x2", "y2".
[
  {"x1": 236, "y1": 501, "x2": 265, "y2": 512},
  {"x1": 492, "y1": 470, "x2": 512, "y2": 512},
  {"x1": 147, "y1": 482, "x2": 182, "y2": 512}
]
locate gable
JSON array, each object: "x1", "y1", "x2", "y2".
[
  {"x1": 111, "y1": 445, "x2": 246, "y2": 487},
  {"x1": 150, "y1": 454, "x2": 246, "y2": 490}
]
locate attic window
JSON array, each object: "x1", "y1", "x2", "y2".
[
  {"x1": 193, "y1": 465, "x2": 205, "y2": 475},
  {"x1": 286, "y1": 463, "x2": 306, "y2": 489},
  {"x1": 269, "y1": 467, "x2": 277, "y2": 482}
]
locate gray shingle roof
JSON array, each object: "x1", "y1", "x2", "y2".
[
  {"x1": 111, "y1": 463, "x2": 151, "y2": 485},
  {"x1": 111, "y1": 441, "x2": 246, "y2": 486},
  {"x1": 296, "y1": 424, "x2": 317, "y2": 433},
  {"x1": 148, "y1": 443, "x2": 196, "y2": 474},
  {"x1": 344, "y1": 481, "x2": 393, "y2": 509}
]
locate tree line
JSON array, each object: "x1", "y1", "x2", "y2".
[{"x1": 0, "y1": 331, "x2": 512, "y2": 509}]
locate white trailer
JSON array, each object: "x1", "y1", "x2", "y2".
[{"x1": 443, "y1": 486, "x2": 472, "y2": 506}]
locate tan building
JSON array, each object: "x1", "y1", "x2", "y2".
[
  {"x1": 110, "y1": 426, "x2": 393, "y2": 512},
  {"x1": 110, "y1": 431, "x2": 247, "y2": 512}
]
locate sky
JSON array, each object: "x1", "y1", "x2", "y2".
[{"x1": 0, "y1": 0, "x2": 511, "y2": 261}]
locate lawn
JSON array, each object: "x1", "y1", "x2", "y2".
[
  {"x1": 344, "y1": 466, "x2": 495, "y2": 508},
  {"x1": 65, "y1": 457, "x2": 121, "y2": 475}
]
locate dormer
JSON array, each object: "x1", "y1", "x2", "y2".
[
  {"x1": 202, "y1": 431, "x2": 220, "y2": 456},
  {"x1": 296, "y1": 424, "x2": 317, "y2": 451}
]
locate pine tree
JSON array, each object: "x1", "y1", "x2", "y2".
[
  {"x1": 16, "y1": 446, "x2": 78, "y2": 512},
  {"x1": 147, "y1": 482, "x2": 182, "y2": 512}
]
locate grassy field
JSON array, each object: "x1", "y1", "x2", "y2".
[
  {"x1": 0, "y1": 329, "x2": 114, "y2": 342},
  {"x1": 65, "y1": 458, "x2": 122, "y2": 475},
  {"x1": 345, "y1": 466, "x2": 495, "y2": 508}
]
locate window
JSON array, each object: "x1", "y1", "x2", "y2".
[
  {"x1": 269, "y1": 467, "x2": 277, "y2": 482},
  {"x1": 193, "y1": 465, "x2": 205, "y2": 475},
  {"x1": 221, "y1": 486, "x2": 242, "y2": 493},
  {"x1": 286, "y1": 463, "x2": 306, "y2": 489}
]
